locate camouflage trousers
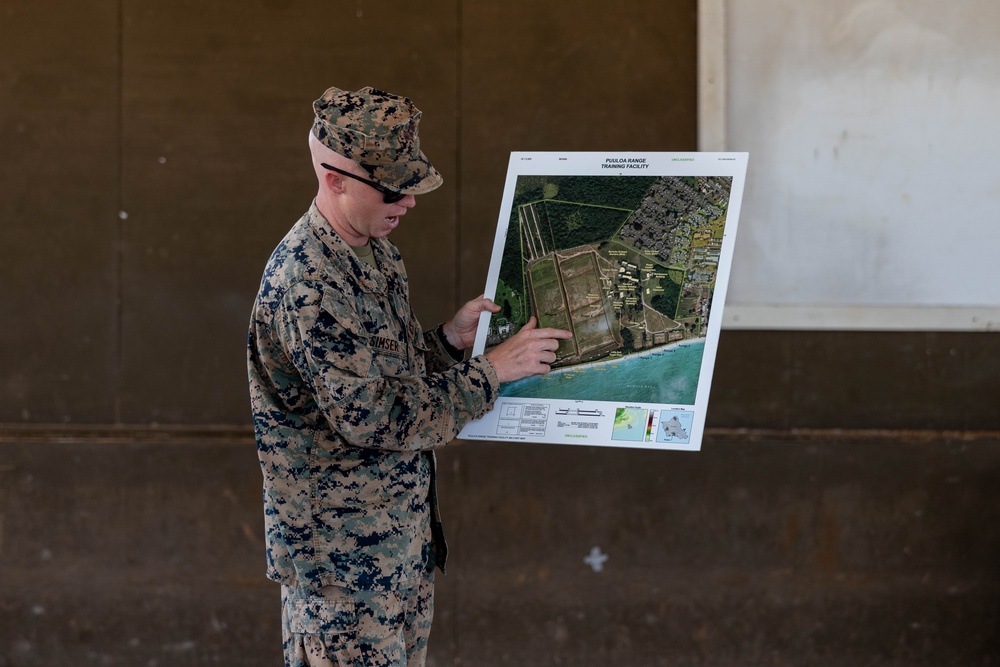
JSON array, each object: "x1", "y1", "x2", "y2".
[{"x1": 280, "y1": 571, "x2": 435, "y2": 667}]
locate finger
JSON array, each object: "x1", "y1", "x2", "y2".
[
  {"x1": 535, "y1": 338, "x2": 561, "y2": 352},
  {"x1": 534, "y1": 327, "x2": 574, "y2": 339},
  {"x1": 470, "y1": 296, "x2": 499, "y2": 310},
  {"x1": 464, "y1": 299, "x2": 487, "y2": 314}
]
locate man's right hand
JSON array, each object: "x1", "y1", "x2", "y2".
[{"x1": 484, "y1": 317, "x2": 573, "y2": 383}]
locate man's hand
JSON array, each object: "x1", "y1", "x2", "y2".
[
  {"x1": 484, "y1": 317, "x2": 573, "y2": 383},
  {"x1": 441, "y1": 295, "x2": 500, "y2": 351}
]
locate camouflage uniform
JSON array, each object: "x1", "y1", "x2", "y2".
[
  {"x1": 280, "y1": 574, "x2": 434, "y2": 666},
  {"x1": 248, "y1": 203, "x2": 499, "y2": 663},
  {"x1": 248, "y1": 86, "x2": 499, "y2": 665}
]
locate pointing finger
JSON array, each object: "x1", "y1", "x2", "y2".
[{"x1": 533, "y1": 327, "x2": 573, "y2": 339}]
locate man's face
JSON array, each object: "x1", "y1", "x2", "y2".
[{"x1": 334, "y1": 171, "x2": 416, "y2": 244}]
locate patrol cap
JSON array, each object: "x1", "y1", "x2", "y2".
[{"x1": 311, "y1": 85, "x2": 443, "y2": 196}]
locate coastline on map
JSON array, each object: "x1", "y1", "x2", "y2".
[
  {"x1": 498, "y1": 335, "x2": 707, "y2": 405},
  {"x1": 548, "y1": 336, "x2": 706, "y2": 378}
]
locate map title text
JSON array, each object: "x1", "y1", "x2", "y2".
[{"x1": 603, "y1": 157, "x2": 649, "y2": 169}]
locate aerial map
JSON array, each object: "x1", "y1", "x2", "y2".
[
  {"x1": 459, "y1": 152, "x2": 748, "y2": 451},
  {"x1": 489, "y1": 172, "x2": 731, "y2": 394}
]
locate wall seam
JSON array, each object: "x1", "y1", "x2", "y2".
[
  {"x1": 114, "y1": 0, "x2": 125, "y2": 424},
  {"x1": 451, "y1": 0, "x2": 465, "y2": 660},
  {"x1": 454, "y1": 0, "x2": 464, "y2": 312}
]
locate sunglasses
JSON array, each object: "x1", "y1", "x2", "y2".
[{"x1": 321, "y1": 163, "x2": 406, "y2": 204}]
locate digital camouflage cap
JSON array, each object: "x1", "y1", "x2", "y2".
[{"x1": 312, "y1": 86, "x2": 443, "y2": 195}]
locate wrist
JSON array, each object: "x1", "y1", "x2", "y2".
[
  {"x1": 437, "y1": 323, "x2": 464, "y2": 359},
  {"x1": 440, "y1": 322, "x2": 462, "y2": 349}
]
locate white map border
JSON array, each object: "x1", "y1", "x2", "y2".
[{"x1": 458, "y1": 152, "x2": 749, "y2": 451}]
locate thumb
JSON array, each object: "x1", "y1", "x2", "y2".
[
  {"x1": 520, "y1": 316, "x2": 538, "y2": 332},
  {"x1": 479, "y1": 297, "x2": 500, "y2": 313}
]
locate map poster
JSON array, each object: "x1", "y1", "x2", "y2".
[{"x1": 458, "y1": 152, "x2": 749, "y2": 451}]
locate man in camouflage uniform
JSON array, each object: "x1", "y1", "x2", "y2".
[{"x1": 247, "y1": 86, "x2": 572, "y2": 667}]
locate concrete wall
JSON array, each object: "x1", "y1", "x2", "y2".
[{"x1": 1, "y1": 1, "x2": 998, "y2": 665}]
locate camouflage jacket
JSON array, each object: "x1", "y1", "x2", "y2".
[{"x1": 247, "y1": 203, "x2": 499, "y2": 592}]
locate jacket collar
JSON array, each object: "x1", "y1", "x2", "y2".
[
  {"x1": 305, "y1": 201, "x2": 399, "y2": 295},
  {"x1": 306, "y1": 200, "x2": 406, "y2": 294}
]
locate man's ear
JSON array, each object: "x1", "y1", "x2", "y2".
[{"x1": 324, "y1": 170, "x2": 346, "y2": 194}]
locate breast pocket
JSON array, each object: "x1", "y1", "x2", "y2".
[
  {"x1": 356, "y1": 302, "x2": 411, "y2": 378},
  {"x1": 368, "y1": 341, "x2": 410, "y2": 378}
]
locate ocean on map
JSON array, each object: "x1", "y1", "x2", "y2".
[{"x1": 499, "y1": 340, "x2": 706, "y2": 405}]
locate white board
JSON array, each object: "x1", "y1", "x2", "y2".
[{"x1": 703, "y1": 0, "x2": 1000, "y2": 330}]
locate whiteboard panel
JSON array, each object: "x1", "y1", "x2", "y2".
[{"x1": 711, "y1": 0, "x2": 1000, "y2": 330}]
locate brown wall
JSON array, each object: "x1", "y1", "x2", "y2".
[
  {"x1": 1, "y1": 0, "x2": 697, "y2": 429},
  {"x1": 2, "y1": 1, "x2": 999, "y2": 665},
  {"x1": 3, "y1": 1, "x2": 997, "y2": 433},
  {"x1": 2, "y1": 431, "x2": 998, "y2": 665}
]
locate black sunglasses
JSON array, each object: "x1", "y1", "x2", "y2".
[{"x1": 320, "y1": 163, "x2": 406, "y2": 204}]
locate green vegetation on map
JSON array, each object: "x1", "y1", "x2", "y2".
[
  {"x1": 488, "y1": 174, "x2": 733, "y2": 370},
  {"x1": 614, "y1": 406, "x2": 645, "y2": 428}
]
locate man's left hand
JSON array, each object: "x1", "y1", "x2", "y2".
[{"x1": 441, "y1": 295, "x2": 500, "y2": 351}]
